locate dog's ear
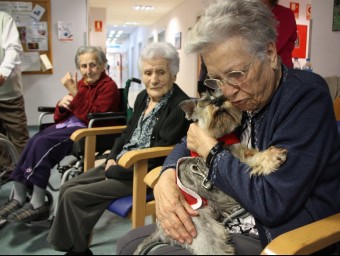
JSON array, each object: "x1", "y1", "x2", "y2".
[{"x1": 179, "y1": 99, "x2": 197, "y2": 119}]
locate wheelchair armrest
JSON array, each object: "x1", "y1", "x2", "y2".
[
  {"x1": 38, "y1": 106, "x2": 56, "y2": 113},
  {"x1": 261, "y1": 213, "x2": 340, "y2": 255},
  {"x1": 70, "y1": 125, "x2": 127, "y2": 171},
  {"x1": 87, "y1": 111, "x2": 126, "y2": 120},
  {"x1": 87, "y1": 111, "x2": 127, "y2": 128}
]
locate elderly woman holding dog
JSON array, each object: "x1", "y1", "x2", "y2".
[{"x1": 117, "y1": 0, "x2": 340, "y2": 254}]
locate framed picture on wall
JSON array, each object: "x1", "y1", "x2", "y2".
[{"x1": 333, "y1": 0, "x2": 340, "y2": 31}]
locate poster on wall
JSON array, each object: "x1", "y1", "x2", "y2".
[
  {"x1": 58, "y1": 21, "x2": 74, "y2": 41},
  {"x1": 292, "y1": 24, "x2": 307, "y2": 59}
]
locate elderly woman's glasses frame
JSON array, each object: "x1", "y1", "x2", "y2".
[{"x1": 204, "y1": 55, "x2": 256, "y2": 90}]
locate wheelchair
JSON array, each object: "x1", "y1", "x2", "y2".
[
  {"x1": 36, "y1": 77, "x2": 141, "y2": 224},
  {"x1": 0, "y1": 131, "x2": 19, "y2": 187},
  {"x1": 1, "y1": 77, "x2": 141, "y2": 227}
]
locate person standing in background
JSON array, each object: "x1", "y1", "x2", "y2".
[
  {"x1": 263, "y1": 0, "x2": 297, "y2": 68},
  {"x1": 0, "y1": 11, "x2": 29, "y2": 155}
]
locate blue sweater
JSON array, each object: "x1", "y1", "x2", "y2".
[{"x1": 163, "y1": 68, "x2": 340, "y2": 247}]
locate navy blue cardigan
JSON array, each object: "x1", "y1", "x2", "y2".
[{"x1": 163, "y1": 68, "x2": 340, "y2": 247}]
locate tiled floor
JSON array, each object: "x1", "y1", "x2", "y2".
[{"x1": 0, "y1": 126, "x2": 146, "y2": 255}]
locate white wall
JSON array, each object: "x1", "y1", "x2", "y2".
[
  {"x1": 22, "y1": 0, "x2": 340, "y2": 125},
  {"x1": 280, "y1": 0, "x2": 340, "y2": 76},
  {"x1": 89, "y1": 7, "x2": 106, "y2": 51},
  {"x1": 23, "y1": 0, "x2": 88, "y2": 126},
  {"x1": 309, "y1": 0, "x2": 340, "y2": 76}
]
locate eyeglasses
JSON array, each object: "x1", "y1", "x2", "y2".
[
  {"x1": 80, "y1": 63, "x2": 98, "y2": 69},
  {"x1": 204, "y1": 55, "x2": 256, "y2": 90}
]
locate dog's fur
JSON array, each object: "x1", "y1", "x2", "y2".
[{"x1": 134, "y1": 92, "x2": 287, "y2": 255}]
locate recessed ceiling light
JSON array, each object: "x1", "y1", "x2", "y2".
[{"x1": 133, "y1": 5, "x2": 154, "y2": 11}]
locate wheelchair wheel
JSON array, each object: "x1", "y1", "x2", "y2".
[{"x1": 0, "y1": 134, "x2": 19, "y2": 186}]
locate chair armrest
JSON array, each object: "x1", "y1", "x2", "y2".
[
  {"x1": 70, "y1": 125, "x2": 126, "y2": 171},
  {"x1": 117, "y1": 146, "x2": 174, "y2": 169},
  {"x1": 144, "y1": 166, "x2": 162, "y2": 189},
  {"x1": 333, "y1": 97, "x2": 340, "y2": 121},
  {"x1": 117, "y1": 146, "x2": 173, "y2": 228},
  {"x1": 261, "y1": 213, "x2": 340, "y2": 255}
]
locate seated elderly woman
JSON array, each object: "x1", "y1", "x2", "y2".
[
  {"x1": 0, "y1": 46, "x2": 120, "y2": 225},
  {"x1": 116, "y1": 0, "x2": 340, "y2": 255},
  {"x1": 47, "y1": 42, "x2": 191, "y2": 255}
]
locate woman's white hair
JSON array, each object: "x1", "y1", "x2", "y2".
[
  {"x1": 185, "y1": 0, "x2": 278, "y2": 60},
  {"x1": 138, "y1": 42, "x2": 180, "y2": 76}
]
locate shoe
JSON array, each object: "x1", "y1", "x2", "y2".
[
  {"x1": 0, "y1": 199, "x2": 21, "y2": 218},
  {"x1": 7, "y1": 202, "x2": 49, "y2": 223},
  {"x1": 0, "y1": 217, "x2": 7, "y2": 229},
  {"x1": 65, "y1": 249, "x2": 93, "y2": 255}
]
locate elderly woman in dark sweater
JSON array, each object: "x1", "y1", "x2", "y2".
[
  {"x1": 47, "y1": 42, "x2": 191, "y2": 255},
  {"x1": 117, "y1": 0, "x2": 340, "y2": 255}
]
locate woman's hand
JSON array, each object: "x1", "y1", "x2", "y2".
[
  {"x1": 57, "y1": 95, "x2": 73, "y2": 111},
  {"x1": 105, "y1": 159, "x2": 117, "y2": 171},
  {"x1": 187, "y1": 123, "x2": 217, "y2": 160},
  {"x1": 154, "y1": 169, "x2": 199, "y2": 244},
  {"x1": 61, "y1": 72, "x2": 78, "y2": 96}
]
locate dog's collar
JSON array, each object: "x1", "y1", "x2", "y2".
[
  {"x1": 176, "y1": 157, "x2": 208, "y2": 210},
  {"x1": 190, "y1": 132, "x2": 239, "y2": 157}
]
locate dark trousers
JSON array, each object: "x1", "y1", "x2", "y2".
[
  {"x1": 0, "y1": 96, "x2": 29, "y2": 154},
  {"x1": 116, "y1": 224, "x2": 263, "y2": 255},
  {"x1": 47, "y1": 164, "x2": 133, "y2": 252},
  {"x1": 10, "y1": 124, "x2": 80, "y2": 189}
]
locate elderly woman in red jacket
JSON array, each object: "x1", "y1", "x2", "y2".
[{"x1": 0, "y1": 46, "x2": 120, "y2": 224}]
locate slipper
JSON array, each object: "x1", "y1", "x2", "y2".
[
  {"x1": 0, "y1": 199, "x2": 21, "y2": 218},
  {"x1": 7, "y1": 202, "x2": 50, "y2": 223},
  {"x1": 0, "y1": 217, "x2": 7, "y2": 229}
]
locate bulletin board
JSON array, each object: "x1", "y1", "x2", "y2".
[{"x1": 0, "y1": 0, "x2": 53, "y2": 74}]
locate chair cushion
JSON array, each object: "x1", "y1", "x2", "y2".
[{"x1": 107, "y1": 194, "x2": 154, "y2": 218}]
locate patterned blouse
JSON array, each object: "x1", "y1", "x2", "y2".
[{"x1": 115, "y1": 88, "x2": 174, "y2": 161}]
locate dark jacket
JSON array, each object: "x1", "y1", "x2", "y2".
[
  {"x1": 108, "y1": 83, "x2": 191, "y2": 168},
  {"x1": 163, "y1": 67, "x2": 340, "y2": 248}
]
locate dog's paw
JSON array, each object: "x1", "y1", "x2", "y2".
[{"x1": 250, "y1": 146, "x2": 287, "y2": 176}]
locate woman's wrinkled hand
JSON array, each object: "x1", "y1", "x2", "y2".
[
  {"x1": 57, "y1": 95, "x2": 74, "y2": 111},
  {"x1": 187, "y1": 123, "x2": 217, "y2": 160},
  {"x1": 61, "y1": 72, "x2": 78, "y2": 96},
  {"x1": 105, "y1": 159, "x2": 117, "y2": 171},
  {"x1": 154, "y1": 169, "x2": 199, "y2": 244}
]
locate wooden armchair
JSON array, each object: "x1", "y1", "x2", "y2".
[
  {"x1": 334, "y1": 97, "x2": 340, "y2": 121},
  {"x1": 70, "y1": 126, "x2": 174, "y2": 228},
  {"x1": 144, "y1": 168, "x2": 340, "y2": 255}
]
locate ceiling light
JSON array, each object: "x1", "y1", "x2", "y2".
[
  {"x1": 125, "y1": 21, "x2": 139, "y2": 25},
  {"x1": 133, "y1": 5, "x2": 154, "y2": 11}
]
